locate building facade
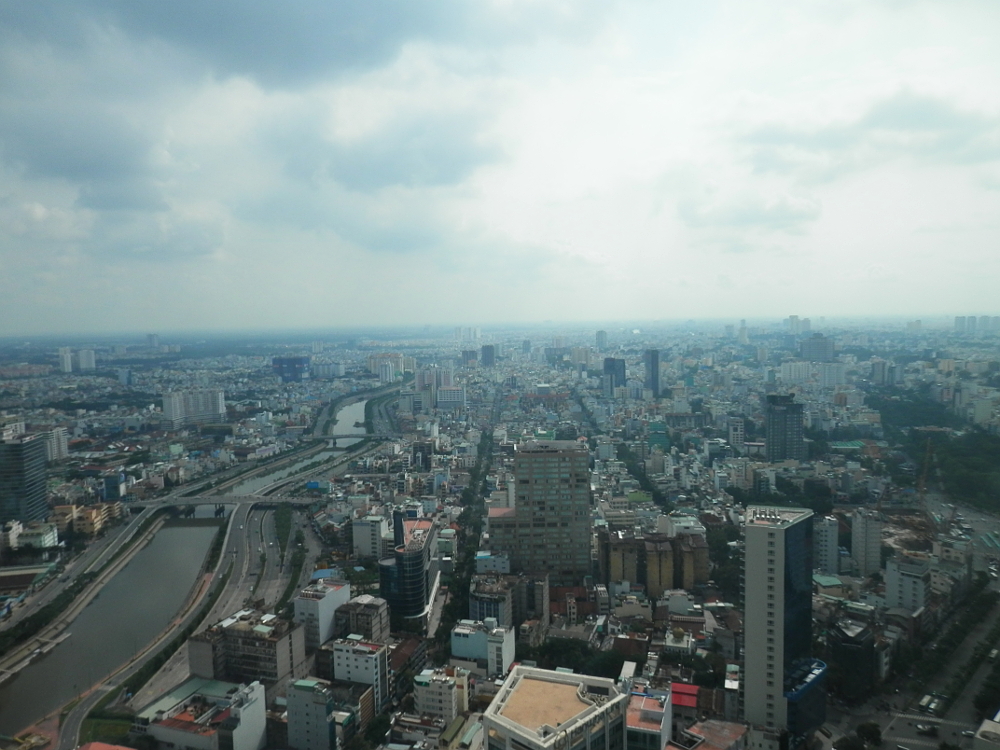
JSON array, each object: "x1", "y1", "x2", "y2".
[
  {"x1": 851, "y1": 509, "x2": 882, "y2": 578},
  {"x1": 334, "y1": 595, "x2": 391, "y2": 644},
  {"x1": 764, "y1": 395, "x2": 805, "y2": 463},
  {"x1": 294, "y1": 578, "x2": 351, "y2": 651},
  {"x1": 0, "y1": 435, "x2": 48, "y2": 524}
]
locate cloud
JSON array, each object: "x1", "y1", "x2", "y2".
[
  {"x1": 743, "y1": 92, "x2": 1000, "y2": 179},
  {"x1": 678, "y1": 191, "x2": 821, "y2": 233}
]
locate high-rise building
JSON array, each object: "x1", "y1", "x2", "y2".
[
  {"x1": 644, "y1": 350, "x2": 661, "y2": 397},
  {"x1": 162, "y1": 389, "x2": 226, "y2": 429},
  {"x1": 955, "y1": 316, "x2": 967, "y2": 333},
  {"x1": 44, "y1": 427, "x2": 69, "y2": 462},
  {"x1": 885, "y1": 555, "x2": 930, "y2": 613},
  {"x1": 57, "y1": 347, "x2": 73, "y2": 373},
  {"x1": 764, "y1": 395, "x2": 805, "y2": 463},
  {"x1": 293, "y1": 578, "x2": 351, "y2": 651},
  {"x1": 596, "y1": 330, "x2": 608, "y2": 350},
  {"x1": 487, "y1": 441, "x2": 591, "y2": 586},
  {"x1": 851, "y1": 509, "x2": 882, "y2": 578},
  {"x1": 799, "y1": 334, "x2": 835, "y2": 363},
  {"x1": 483, "y1": 666, "x2": 627, "y2": 750},
  {"x1": 287, "y1": 678, "x2": 338, "y2": 750},
  {"x1": 147, "y1": 333, "x2": 160, "y2": 349},
  {"x1": 272, "y1": 356, "x2": 311, "y2": 383},
  {"x1": 329, "y1": 635, "x2": 390, "y2": 711},
  {"x1": 0, "y1": 435, "x2": 48, "y2": 524},
  {"x1": 333, "y1": 595, "x2": 391, "y2": 644},
  {"x1": 603, "y1": 358, "x2": 626, "y2": 390},
  {"x1": 481, "y1": 344, "x2": 497, "y2": 367},
  {"x1": 812, "y1": 515, "x2": 840, "y2": 575},
  {"x1": 78, "y1": 349, "x2": 96, "y2": 371},
  {"x1": 743, "y1": 507, "x2": 826, "y2": 750},
  {"x1": 521, "y1": 340, "x2": 531, "y2": 354},
  {"x1": 378, "y1": 513, "x2": 437, "y2": 626},
  {"x1": 728, "y1": 417, "x2": 745, "y2": 453}
]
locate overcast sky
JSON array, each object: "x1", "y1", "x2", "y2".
[{"x1": 1, "y1": 1, "x2": 998, "y2": 336}]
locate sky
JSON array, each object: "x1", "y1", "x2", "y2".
[{"x1": 1, "y1": 1, "x2": 999, "y2": 336}]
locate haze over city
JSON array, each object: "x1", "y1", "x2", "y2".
[{"x1": 2, "y1": 2, "x2": 1000, "y2": 336}]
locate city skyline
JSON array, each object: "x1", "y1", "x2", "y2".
[{"x1": 1, "y1": 3, "x2": 999, "y2": 335}]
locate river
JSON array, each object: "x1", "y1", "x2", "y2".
[
  {"x1": 0, "y1": 523, "x2": 219, "y2": 734},
  {"x1": 225, "y1": 398, "x2": 368, "y2": 495}
]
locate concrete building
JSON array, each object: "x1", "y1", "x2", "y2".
[
  {"x1": 851, "y1": 509, "x2": 882, "y2": 578},
  {"x1": 294, "y1": 578, "x2": 351, "y2": 651},
  {"x1": 413, "y1": 667, "x2": 470, "y2": 723},
  {"x1": 0, "y1": 435, "x2": 49, "y2": 524},
  {"x1": 58, "y1": 347, "x2": 73, "y2": 373},
  {"x1": 469, "y1": 575, "x2": 515, "y2": 628},
  {"x1": 743, "y1": 506, "x2": 826, "y2": 750},
  {"x1": 353, "y1": 515, "x2": 389, "y2": 559},
  {"x1": 450, "y1": 619, "x2": 515, "y2": 678},
  {"x1": 333, "y1": 595, "x2": 391, "y2": 644},
  {"x1": 162, "y1": 389, "x2": 227, "y2": 429},
  {"x1": 488, "y1": 440, "x2": 591, "y2": 586},
  {"x1": 330, "y1": 635, "x2": 390, "y2": 711},
  {"x1": 885, "y1": 555, "x2": 930, "y2": 613},
  {"x1": 44, "y1": 427, "x2": 69, "y2": 462},
  {"x1": 78, "y1": 349, "x2": 96, "y2": 370},
  {"x1": 812, "y1": 516, "x2": 840, "y2": 576},
  {"x1": 132, "y1": 678, "x2": 266, "y2": 750},
  {"x1": 483, "y1": 666, "x2": 627, "y2": 750},
  {"x1": 189, "y1": 610, "x2": 306, "y2": 692},
  {"x1": 287, "y1": 678, "x2": 338, "y2": 750},
  {"x1": 644, "y1": 350, "x2": 661, "y2": 397}
]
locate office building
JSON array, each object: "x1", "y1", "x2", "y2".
[
  {"x1": 728, "y1": 418, "x2": 745, "y2": 453},
  {"x1": 162, "y1": 389, "x2": 227, "y2": 429},
  {"x1": 487, "y1": 440, "x2": 591, "y2": 586},
  {"x1": 189, "y1": 610, "x2": 306, "y2": 692},
  {"x1": 483, "y1": 666, "x2": 627, "y2": 750},
  {"x1": 294, "y1": 578, "x2": 351, "y2": 651},
  {"x1": 44, "y1": 427, "x2": 69, "y2": 462},
  {"x1": 812, "y1": 516, "x2": 840, "y2": 576},
  {"x1": 413, "y1": 667, "x2": 470, "y2": 723},
  {"x1": 644, "y1": 350, "x2": 661, "y2": 397},
  {"x1": 596, "y1": 330, "x2": 608, "y2": 350},
  {"x1": 743, "y1": 507, "x2": 825, "y2": 750},
  {"x1": 481, "y1": 344, "x2": 497, "y2": 367},
  {"x1": 353, "y1": 515, "x2": 389, "y2": 559},
  {"x1": 287, "y1": 678, "x2": 339, "y2": 750},
  {"x1": 78, "y1": 349, "x2": 96, "y2": 370},
  {"x1": 799, "y1": 334, "x2": 834, "y2": 363},
  {"x1": 603, "y1": 358, "x2": 627, "y2": 389},
  {"x1": 333, "y1": 595, "x2": 391, "y2": 644},
  {"x1": 132, "y1": 678, "x2": 266, "y2": 750},
  {"x1": 851, "y1": 509, "x2": 882, "y2": 578},
  {"x1": 272, "y1": 356, "x2": 311, "y2": 383},
  {"x1": 0, "y1": 435, "x2": 49, "y2": 524},
  {"x1": 378, "y1": 513, "x2": 438, "y2": 625},
  {"x1": 764, "y1": 395, "x2": 805, "y2": 463},
  {"x1": 330, "y1": 635, "x2": 390, "y2": 711}
]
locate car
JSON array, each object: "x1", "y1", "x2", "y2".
[
  {"x1": 963, "y1": 731, "x2": 976, "y2": 738},
  {"x1": 916, "y1": 724, "x2": 938, "y2": 737}
]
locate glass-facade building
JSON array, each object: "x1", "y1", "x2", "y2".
[{"x1": 0, "y1": 435, "x2": 48, "y2": 523}]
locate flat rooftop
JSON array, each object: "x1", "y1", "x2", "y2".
[{"x1": 499, "y1": 676, "x2": 589, "y2": 731}]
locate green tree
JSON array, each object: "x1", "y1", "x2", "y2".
[{"x1": 856, "y1": 722, "x2": 882, "y2": 747}]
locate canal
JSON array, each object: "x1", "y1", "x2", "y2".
[
  {"x1": 225, "y1": 398, "x2": 368, "y2": 495},
  {"x1": 0, "y1": 522, "x2": 219, "y2": 734}
]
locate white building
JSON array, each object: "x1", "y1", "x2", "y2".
[
  {"x1": 885, "y1": 555, "x2": 930, "y2": 613},
  {"x1": 413, "y1": 667, "x2": 470, "y2": 723},
  {"x1": 78, "y1": 349, "x2": 96, "y2": 371},
  {"x1": 58, "y1": 347, "x2": 73, "y2": 373},
  {"x1": 352, "y1": 515, "x2": 389, "y2": 559},
  {"x1": 293, "y1": 578, "x2": 351, "y2": 651},
  {"x1": 133, "y1": 678, "x2": 266, "y2": 750},
  {"x1": 287, "y1": 678, "x2": 337, "y2": 750},
  {"x1": 483, "y1": 666, "x2": 627, "y2": 750},
  {"x1": 330, "y1": 635, "x2": 389, "y2": 710},
  {"x1": 657, "y1": 513, "x2": 707, "y2": 538},
  {"x1": 812, "y1": 515, "x2": 840, "y2": 575},
  {"x1": 852, "y1": 509, "x2": 882, "y2": 578},
  {"x1": 44, "y1": 427, "x2": 69, "y2": 462},
  {"x1": 162, "y1": 389, "x2": 226, "y2": 429},
  {"x1": 450, "y1": 619, "x2": 515, "y2": 677}
]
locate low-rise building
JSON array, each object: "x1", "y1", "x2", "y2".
[
  {"x1": 413, "y1": 667, "x2": 470, "y2": 723},
  {"x1": 294, "y1": 578, "x2": 351, "y2": 651}
]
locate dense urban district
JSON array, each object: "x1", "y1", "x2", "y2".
[{"x1": 3, "y1": 319, "x2": 1000, "y2": 750}]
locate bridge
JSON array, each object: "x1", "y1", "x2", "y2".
[
  {"x1": 325, "y1": 433, "x2": 392, "y2": 440},
  {"x1": 131, "y1": 494, "x2": 317, "y2": 508}
]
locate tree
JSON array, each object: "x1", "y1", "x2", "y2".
[
  {"x1": 834, "y1": 735, "x2": 866, "y2": 750},
  {"x1": 856, "y1": 722, "x2": 882, "y2": 747}
]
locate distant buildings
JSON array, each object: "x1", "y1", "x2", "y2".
[
  {"x1": 0, "y1": 434, "x2": 48, "y2": 524},
  {"x1": 644, "y1": 349, "x2": 661, "y2": 397},
  {"x1": 272, "y1": 356, "x2": 311, "y2": 383}
]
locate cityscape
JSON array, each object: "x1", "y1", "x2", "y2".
[
  {"x1": 2, "y1": 320, "x2": 1000, "y2": 750},
  {"x1": 2, "y1": 3, "x2": 1000, "y2": 750}
]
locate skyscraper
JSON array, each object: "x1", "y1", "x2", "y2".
[
  {"x1": 812, "y1": 515, "x2": 840, "y2": 575},
  {"x1": 57, "y1": 347, "x2": 73, "y2": 373},
  {"x1": 481, "y1": 344, "x2": 497, "y2": 367},
  {"x1": 78, "y1": 349, "x2": 96, "y2": 370},
  {"x1": 644, "y1": 349, "x2": 660, "y2": 397},
  {"x1": 487, "y1": 440, "x2": 591, "y2": 586},
  {"x1": 603, "y1": 358, "x2": 626, "y2": 389},
  {"x1": 799, "y1": 334, "x2": 834, "y2": 363},
  {"x1": 743, "y1": 506, "x2": 826, "y2": 750},
  {"x1": 596, "y1": 330, "x2": 608, "y2": 350},
  {"x1": 0, "y1": 435, "x2": 49, "y2": 523},
  {"x1": 765, "y1": 395, "x2": 805, "y2": 463}
]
